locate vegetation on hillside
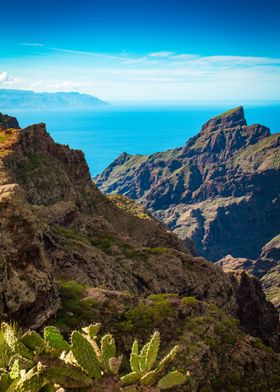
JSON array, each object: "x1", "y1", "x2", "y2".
[{"x1": 0, "y1": 322, "x2": 188, "y2": 391}]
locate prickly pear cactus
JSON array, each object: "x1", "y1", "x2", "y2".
[
  {"x1": 9, "y1": 367, "x2": 44, "y2": 392},
  {"x1": 139, "y1": 343, "x2": 150, "y2": 372},
  {"x1": 44, "y1": 326, "x2": 70, "y2": 351},
  {"x1": 109, "y1": 355, "x2": 123, "y2": 375},
  {"x1": 145, "y1": 332, "x2": 160, "y2": 371},
  {"x1": 123, "y1": 331, "x2": 188, "y2": 390},
  {"x1": 101, "y1": 334, "x2": 116, "y2": 368},
  {"x1": 71, "y1": 331, "x2": 102, "y2": 379},
  {"x1": 130, "y1": 340, "x2": 140, "y2": 373},
  {"x1": 0, "y1": 322, "x2": 188, "y2": 391},
  {"x1": 44, "y1": 364, "x2": 93, "y2": 388},
  {"x1": 157, "y1": 370, "x2": 187, "y2": 389},
  {"x1": 82, "y1": 323, "x2": 101, "y2": 338},
  {"x1": 121, "y1": 371, "x2": 141, "y2": 386},
  {"x1": 21, "y1": 331, "x2": 45, "y2": 352},
  {"x1": 3, "y1": 324, "x2": 32, "y2": 360},
  {"x1": 155, "y1": 345, "x2": 180, "y2": 374}
]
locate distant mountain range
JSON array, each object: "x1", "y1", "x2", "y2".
[{"x1": 0, "y1": 89, "x2": 108, "y2": 109}]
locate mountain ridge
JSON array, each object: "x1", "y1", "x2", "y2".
[
  {"x1": 0, "y1": 88, "x2": 108, "y2": 109},
  {"x1": 96, "y1": 106, "x2": 280, "y2": 262}
]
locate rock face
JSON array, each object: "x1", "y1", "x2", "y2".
[
  {"x1": 0, "y1": 112, "x2": 20, "y2": 129},
  {"x1": 96, "y1": 106, "x2": 280, "y2": 261},
  {"x1": 0, "y1": 183, "x2": 59, "y2": 328},
  {"x1": 217, "y1": 235, "x2": 280, "y2": 311},
  {"x1": 0, "y1": 113, "x2": 279, "y2": 355}
]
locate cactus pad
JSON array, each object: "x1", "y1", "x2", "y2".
[
  {"x1": 44, "y1": 365, "x2": 93, "y2": 388},
  {"x1": 11, "y1": 368, "x2": 44, "y2": 392},
  {"x1": 71, "y1": 331, "x2": 102, "y2": 379},
  {"x1": 3, "y1": 327, "x2": 33, "y2": 360},
  {"x1": 21, "y1": 331, "x2": 45, "y2": 351},
  {"x1": 82, "y1": 323, "x2": 101, "y2": 338},
  {"x1": 140, "y1": 370, "x2": 156, "y2": 386},
  {"x1": 108, "y1": 355, "x2": 122, "y2": 375},
  {"x1": 139, "y1": 343, "x2": 149, "y2": 372},
  {"x1": 145, "y1": 331, "x2": 160, "y2": 371},
  {"x1": 155, "y1": 345, "x2": 180, "y2": 373},
  {"x1": 130, "y1": 340, "x2": 139, "y2": 372},
  {"x1": 44, "y1": 326, "x2": 70, "y2": 351},
  {"x1": 101, "y1": 334, "x2": 116, "y2": 367},
  {"x1": 157, "y1": 370, "x2": 187, "y2": 389},
  {"x1": 120, "y1": 371, "x2": 141, "y2": 386}
]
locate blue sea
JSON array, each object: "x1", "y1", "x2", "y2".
[{"x1": 7, "y1": 103, "x2": 280, "y2": 176}]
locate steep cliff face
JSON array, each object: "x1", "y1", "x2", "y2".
[
  {"x1": 0, "y1": 112, "x2": 19, "y2": 129},
  {"x1": 96, "y1": 107, "x2": 280, "y2": 261},
  {"x1": 217, "y1": 234, "x2": 280, "y2": 311},
  {"x1": 0, "y1": 113, "x2": 279, "y2": 354},
  {"x1": 0, "y1": 183, "x2": 59, "y2": 328}
]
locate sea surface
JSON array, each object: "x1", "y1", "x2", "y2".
[{"x1": 7, "y1": 103, "x2": 280, "y2": 176}]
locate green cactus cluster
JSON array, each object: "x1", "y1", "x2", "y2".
[
  {"x1": 121, "y1": 331, "x2": 188, "y2": 390},
  {"x1": 0, "y1": 322, "x2": 188, "y2": 391}
]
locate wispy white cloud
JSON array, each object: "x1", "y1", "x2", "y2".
[
  {"x1": 21, "y1": 42, "x2": 45, "y2": 47},
  {"x1": 148, "y1": 51, "x2": 174, "y2": 58},
  {"x1": 4, "y1": 47, "x2": 280, "y2": 101},
  {"x1": 51, "y1": 47, "x2": 127, "y2": 61}
]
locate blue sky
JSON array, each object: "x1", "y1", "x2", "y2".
[{"x1": 1, "y1": 0, "x2": 280, "y2": 101}]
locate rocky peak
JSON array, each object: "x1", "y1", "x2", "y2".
[
  {"x1": 0, "y1": 112, "x2": 20, "y2": 130},
  {"x1": 201, "y1": 106, "x2": 247, "y2": 134},
  {"x1": 183, "y1": 106, "x2": 270, "y2": 160}
]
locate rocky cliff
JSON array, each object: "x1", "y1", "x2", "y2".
[
  {"x1": 0, "y1": 112, "x2": 280, "y2": 390},
  {"x1": 96, "y1": 106, "x2": 280, "y2": 262},
  {"x1": 217, "y1": 234, "x2": 280, "y2": 311}
]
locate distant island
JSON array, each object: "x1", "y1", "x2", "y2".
[{"x1": 0, "y1": 89, "x2": 109, "y2": 109}]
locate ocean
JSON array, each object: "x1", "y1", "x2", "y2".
[{"x1": 6, "y1": 103, "x2": 280, "y2": 176}]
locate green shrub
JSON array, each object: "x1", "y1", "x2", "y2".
[
  {"x1": 55, "y1": 281, "x2": 97, "y2": 332},
  {"x1": 148, "y1": 293, "x2": 179, "y2": 301},
  {"x1": 182, "y1": 296, "x2": 198, "y2": 307},
  {"x1": 118, "y1": 301, "x2": 175, "y2": 336}
]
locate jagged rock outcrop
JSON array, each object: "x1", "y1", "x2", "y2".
[
  {"x1": 0, "y1": 183, "x2": 59, "y2": 328},
  {"x1": 0, "y1": 114, "x2": 279, "y2": 354},
  {"x1": 217, "y1": 235, "x2": 280, "y2": 311},
  {"x1": 262, "y1": 265, "x2": 280, "y2": 311},
  {"x1": 0, "y1": 112, "x2": 19, "y2": 129},
  {"x1": 96, "y1": 106, "x2": 280, "y2": 261}
]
